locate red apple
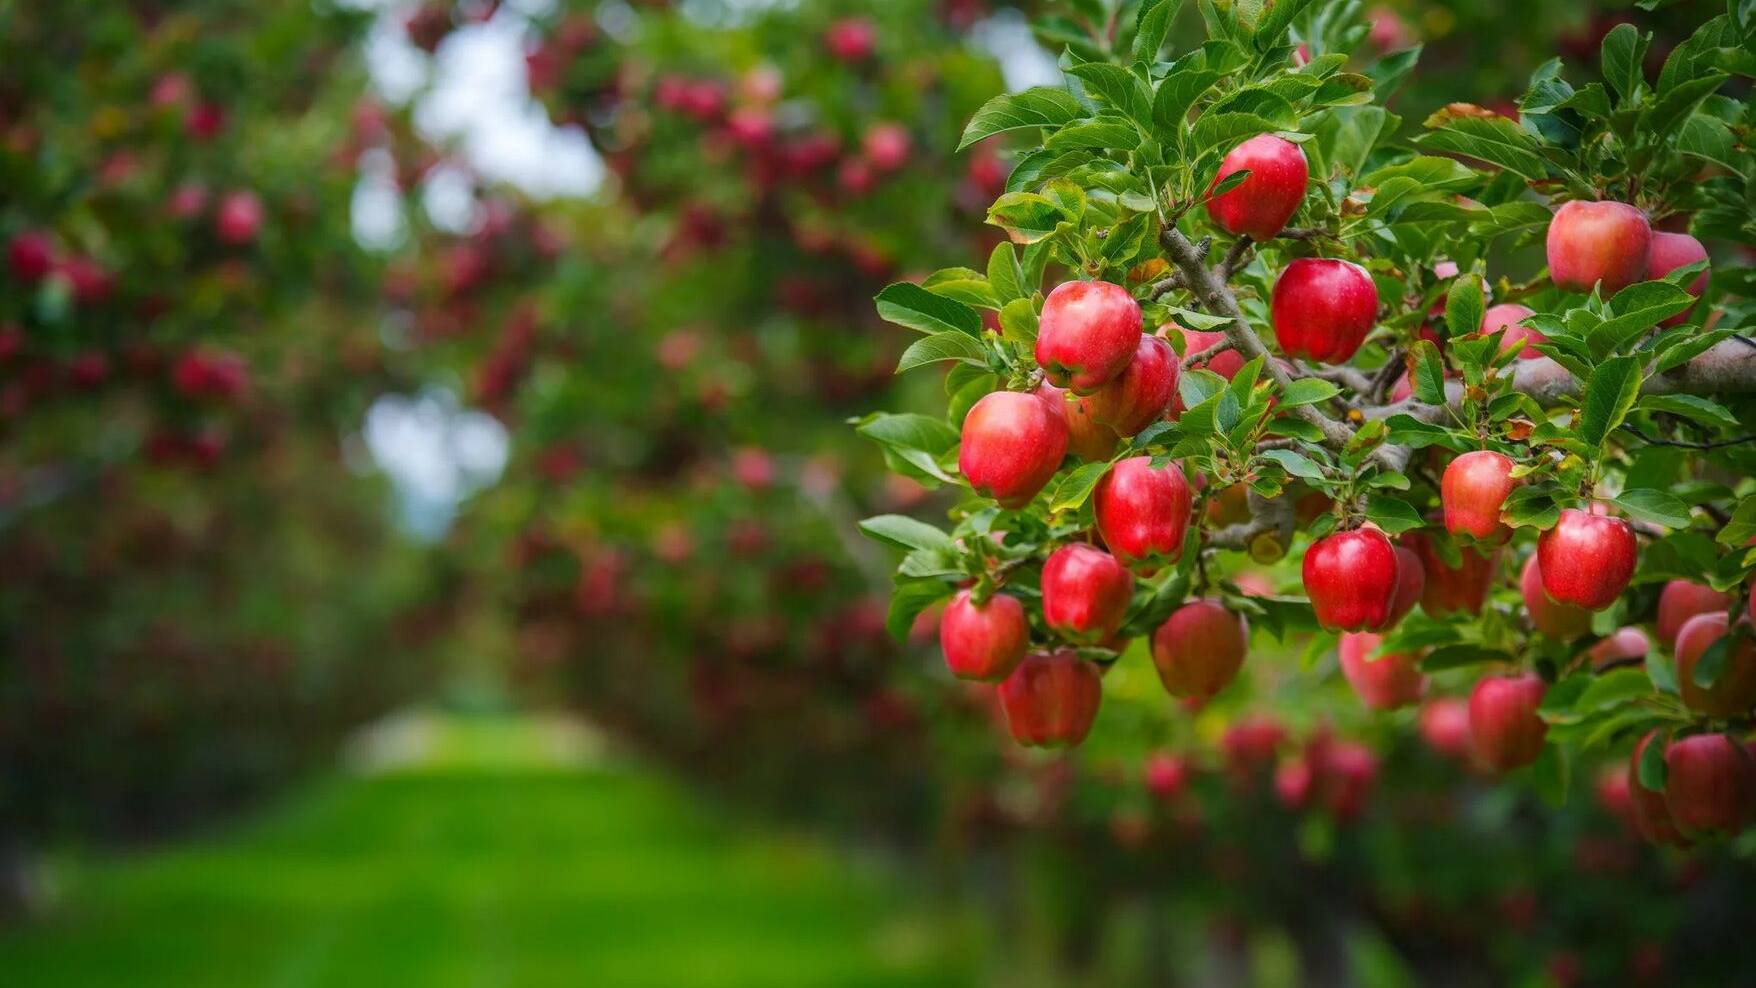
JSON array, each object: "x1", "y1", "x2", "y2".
[
  {"x1": 1036, "y1": 382, "x2": 1118, "y2": 462},
  {"x1": 1644, "y1": 231, "x2": 1709, "y2": 326},
  {"x1": 825, "y1": 17, "x2": 876, "y2": 62},
  {"x1": 1537, "y1": 508, "x2": 1637, "y2": 610},
  {"x1": 1094, "y1": 457, "x2": 1191, "y2": 567},
  {"x1": 997, "y1": 649, "x2": 1103, "y2": 748},
  {"x1": 1339, "y1": 632, "x2": 1425, "y2": 710},
  {"x1": 940, "y1": 590, "x2": 1028, "y2": 682},
  {"x1": 1377, "y1": 546, "x2": 1424, "y2": 630},
  {"x1": 1150, "y1": 599, "x2": 1247, "y2": 699},
  {"x1": 1655, "y1": 580, "x2": 1731, "y2": 647},
  {"x1": 863, "y1": 122, "x2": 911, "y2": 172},
  {"x1": 1664, "y1": 733, "x2": 1756, "y2": 840},
  {"x1": 959, "y1": 390, "x2": 1069, "y2": 508},
  {"x1": 1520, "y1": 553, "x2": 1592, "y2": 639},
  {"x1": 1419, "y1": 698, "x2": 1472, "y2": 759},
  {"x1": 1086, "y1": 335, "x2": 1178, "y2": 436},
  {"x1": 1479, "y1": 303, "x2": 1546, "y2": 359},
  {"x1": 1441, "y1": 450, "x2": 1517, "y2": 541},
  {"x1": 1586, "y1": 626, "x2": 1651, "y2": 670},
  {"x1": 1629, "y1": 731, "x2": 1689, "y2": 847},
  {"x1": 1035, "y1": 280, "x2": 1143, "y2": 393},
  {"x1": 1673, "y1": 611, "x2": 1756, "y2": 718},
  {"x1": 1222, "y1": 715, "x2": 1285, "y2": 778},
  {"x1": 215, "y1": 190, "x2": 264, "y2": 245},
  {"x1": 1143, "y1": 751, "x2": 1191, "y2": 801},
  {"x1": 1159, "y1": 323, "x2": 1244, "y2": 380},
  {"x1": 1468, "y1": 673, "x2": 1547, "y2": 772},
  {"x1": 1302, "y1": 526, "x2": 1400, "y2": 631},
  {"x1": 1320, "y1": 741, "x2": 1379, "y2": 820},
  {"x1": 1041, "y1": 543, "x2": 1133, "y2": 644},
  {"x1": 1205, "y1": 134, "x2": 1309, "y2": 241},
  {"x1": 7, "y1": 230, "x2": 55, "y2": 284},
  {"x1": 1270, "y1": 258, "x2": 1379, "y2": 364},
  {"x1": 1403, "y1": 529, "x2": 1498, "y2": 617},
  {"x1": 1546, "y1": 200, "x2": 1652, "y2": 294}
]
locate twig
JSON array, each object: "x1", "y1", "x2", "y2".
[
  {"x1": 1618, "y1": 425, "x2": 1756, "y2": 450},
  {"x1": 1149, "y1": 272, "x2": 1187, "y2": 299},
  {"x1": 1299, "y1": 362, "x2": 1375, "y2": 395},
  {"x1": 1207, "y1": 489, "x2": 1296, "y2": 552},
  {"x1": 1216, "y1": 236, "x2": 1253, "y2": 280},
  {"x1": 1277, "y1": 227, "x2": 1330, "y2": 241},
  {"x1": 1181, "y1": 338, "x2": 1234, "y2": 368}
]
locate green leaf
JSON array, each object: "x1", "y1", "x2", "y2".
[
  {"x1": 896, "y1": 331, "x2": 992, "y2": 374},
  {"x1": 875, "y1": 283, "x2": 983, "y2": 337},
  {"x1": 1590, "y1": 281, "x2": 1694, "y2": 355},
  {"x1": 1420, "y1": 643, "x2": 1515, "y2": 672},
  {"x1": 1692, "y1": 635, "x2": 1731, "y2": 689},
  {"x1": 1600, "y1": 23, "x2": 1649, "y2": 105},
  {"x1": 986, "y1": 192, "x2": 1069, "y2": 245},
  {"x1": 1646, "y1": 650, "x2": 1679, "y2": 695},
  {"x1": 1574, "y1": 667, "x2": 1658, "y2": 714},
  {"x1": 1188, "y1": 112, "x2": 1285, "y2": 157},
  {"x1": 1049, "y1": 461, "x2": 1113, "y2": 513},
  {"x1": 1383, "y1": 414, "x2": 1462, "y2": 450},
  {"x1": 1045, "y1": 117, "x2": 1144, "y2": 152},
  {"x1": 1365, "y1": 495, "x2": 1425, "y2": 534},
  {"x1": 1504, "y1": 486, "x2": 1561, "y2": 530},
  {"x1": 857, "y1": 413, "x2": 960, "y2": 483},
  {"x1": 986, "y1": 243, "x2": 1027, "y2": 304},
  {"x1": 1643, "y1": 72, "x2": 1731, "y2": 139},
  {"x1": 1636, "y1": 730, "x2": 1668, "y2": 792},
  {"x1": 1252, "y1": 0, "x2": 1317, "y2": 49},
  {"x1": 1279, "y1": 377, "x2": 1341, "y2": 407},
  {"x1": 998, "y1": 297, "x2": 1039, "y2": 344},
  {"x1": 1132, "y1": 0, "x2": 1185, "y2": 62},
  {"x1": 1152, "y1": 69, "x2": 1223, "y2": 137},
  {"x1": 959, "y1": 87, "x2": 1086, "y2": 150},
  {"x1": 1611, "y1": 489, "x2": 1691, "y2": 529},
  {"x1": 1578, "y1": 356, "x2": 1644, "y2": 450},
  {"x1": 1530, "y1": 743, "x2": 1571, "y2": 807},
  {"x1": 1415, "y1": 107, "x2": 1550, "y2": 180},
  {"x1": 858, "y1": 515, "x2": 956, "y2": 553},
  {"x1": 1258, "y1": 448, "x2": 1327, "y2": 481},
  {"x1": 1410, "y1": 339, "x2": 1448, "y2": 404},
  {"x1": 1715, "y1": 497, "x2": 1756, "y2": 546},
  {"x1": 886, "y1": 578, "x2": 955, "y2": 642},
  {"x1": 1443, "y1": 271, "x2": 1485, "y2": 342},
  {"x1": 1064, "y1": 61, "x2": 1152, "y2": 125}
]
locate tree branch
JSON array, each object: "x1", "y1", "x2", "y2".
[
  {"x1": 1217, "y1": 236, "x2": 1253, "y2": 280},
  {"x1": 1207, "y1": 488, "x2": 1295, "y2": 552}
]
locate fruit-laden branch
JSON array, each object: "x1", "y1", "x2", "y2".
[{"x1": 1207, "y1": 487, "x2": 1295, "y2": 551}]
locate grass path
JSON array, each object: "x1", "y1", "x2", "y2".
[{"x1": 0, "y1": 715, "x2": 961, "y2": 987}]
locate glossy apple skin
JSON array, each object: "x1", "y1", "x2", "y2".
[
  {"x1": 1656, "y1": 580, "x2": 1732, "y2": 647},
  {"x1": 1479, "y1": 303, "x2": 1545, "y2": 359},
  {"x1": 1339, "y1": 631, "x2": 1425, "y2": 710},
  {"x1": 1036, "y1": 382, "x2": 1119, "y2": 462},
  {"x1": 1520, "y1": 553, "x2": 1591, "y2": 639},
  {"x1": 1673, "y1": 611, "x2": 1756, "y2": 718},
  {"x1": 997, "y1": 649, "x2": 1103, "y2": 748},
  {"x1": 1664, "y1": 733, "x2": 1756, "y2": 840},
  {"x1": 1586, "y1": 626, "x2": 1651, "y2": 670},
  {"x1": 1150, "y1": 599, "x2": 1247, "y2": 699},
  {"x1": 1270, "y1": 258, "x2": 1379, "y2": 364},
  {"x1": 1629, "y1": 731, "x2": 1690, "y2": 847},
  {"x1": 1644, "y1": 231, "x2": 1709, "y2": 327},
  {"x1": 1441, "y1": 450, "x2": 1517, "y2": 541},
  {"x1": 1375, "y1": 546, "x2": 1424, "y2": 631},
  {"x1": 1041, "y1": 544, "x2": 1133, "y2": 644},
  {"x1": 939, "y1": 590, "x2": 1028, "y2": 682},
  {"x1": 1418, "y1": 698, "x2": 1473, "y2": 759},
  {"x1": 1302, "y1": 527, "x2": 1400, "y2": 631},
  {"x1": 1205, "y1": 134, "x2": 1309, "y2": 241},
  {"x1": 1546, "y1": 200, "x2": 1652, "y2": 294},
  {"x1": 1035, "y1": 280, "x2": 1143, "y2": 393},
  {"x1": 959, "y1": 390, "x2": 1069, "y2": 509},
  {"x1": 1087, "y1": 335, "x2": 1178, "y2": 436},
  {"x1": 1468, "y1": 673, "x2": 1548, "y2": 772},
  {"x1": 1094, "y1": 457, "x2": 1191, "y2": 567},
  {"x1": 1403, "y1": 529, "x2": 1497, "y2": 617},
  {"x1": 1537, "y1": 509, "x2": 1637, "y2": 610}
]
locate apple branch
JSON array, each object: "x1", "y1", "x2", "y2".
[{"x1": 1207, "y1": 488, "x2": 1296, "y2": 552}]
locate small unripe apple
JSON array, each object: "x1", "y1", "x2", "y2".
[
  {"x1": 1520, "y1": 553, "x2": 1591, "y2": 639},
  {"x1": 1663, "y1": 733, "x2": 1756, "y2": 840},
  {"x1": 1586, "y1": 626, "x2": 1651, "y2": 670},
  {"x1": 1418, "y1": 698, "x2": 1472, "y2": 759},
  {"x1": 997, "y1": 649, "x2": 1103, "y2": 748},
  {"x1": 1403, "y1": 529, "x2": 1498, "y2": 617},
  {"x1": 959, "y1": 390, "x2": 1069, "y2": 508},
  {"x1": 1150, "y1": 598, "x2": 1247, "y2": 699},
  {"x1": 1441, "y1": 450, "x2": 1517, "y2": 541},
  {"x1": 1339, "y1": 632, "x2": 1425, "y2": 710},
  {"x1": 940, "y1": 590, "x2": 1028, "y2": 682},
  {"x1": 1376, "y1": 546, "x2": 1424, "y2": 631},
  {"x1": 1205, "y1": 134, "x2": 1309, "y2": 241},
  {"x1": 1270, "y1": 258, "x2": 1378, "y2": 364},
  {"x1": 1673, "y1": 611, "x2": 1756, "y2": 718},
  {"x1": 1302, "y1": 526, "x2": 1400, "y2": 631},
  {"x1": 1537, "y1": 508, "x2": 1637, "y2": 610},
  {"x1": 1041, "y1": 544, "x2": 1133, "y2": 644},
  {"x1": 1035, "y1": 280, "x2": 1143, "y2": 393},
  {"x1": 1468, "y1": 673, "x2": 1547, "y2": 772},
  {"x1": 1546, "y1": 200, "x2": 1652, "y2": 294},
  {"x1": 1094, "y1": 457, "x2": 1191, "y2": 567},
  {"x1": 1655, "y1": 579, "x2": 1731, "y2": 647},
  {"x1": 1086, "y1": 335, "x2": 1178, "y2": 436},
  {"x1": 1036, "y1": 382, "x2": 1119, "y2": 461},
  {"x1": 1479, "y1": 303, "x2": 1546, "y2": 359},
  {"x1": 1628, "y1": 731, "x2": 1689, "y2": 847},
  {"x1": 1644, "y1": 230, "x2": 1709, "y2": 327}
]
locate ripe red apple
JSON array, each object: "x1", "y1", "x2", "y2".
[
  {"x1": 1339, "y1": 632, "x2": 1425, "y2": 710},
  {"x1": 1205, "y1": 134, "x2": 1309, "y2": 241},
  {"x1": 1041, "y1": 543, "x2": 1133, "y2": 644},
  {"x1": 1586, "y1": 626, "x2": 1651, "y2": 670},
  {"x1": 1655, "y1": 579, "x2": 1731, "y2": 647},
  {"x1": 1418, "y1": 698, "x2": 1472, "y2": 759},
  {"x1": 1644, "y1": 231, "x2": 1710, "y2": 326},
  {"x1": 1546, "y1": 200, "x2": 1652, "y2": 294},
  {"x1": 1468, "y1": 673, "x2": 1547, "y2": 772},
  {"x1": 1320, "y1": 741, "x2": 1379, "y2": 821},
  {"x1": 825, "y1": 17, "x2": 877, "y2": 62},
  {"x1": 940, "y1": 590, "x2": 1028, "y2": 682},
  {"x1": 1150, "y1": 599, "x2": 1247, "y2": 699},
  {"x1": 1441, "y1": 450, "x2": 1517, "y2": 541},
  {"x1": 1094, "y1": 457, "x2": 1191, "y2": 567},
  {"x1": 1673, "y1": 611, "x2": 1756, "y2": 718},
  {"x1": 1036, "y1": 382, "x2": 1119, "y2": 462},
  {"x1": 1302, "y1": 526, "x2": 1400, "y2": 631},
  {"x1": 1520, "y1": 554, "x2": 1591, "y2": 638},
  {"x1": 1377, "y1": 545, "x2": 1425, "y2": 630},
  {"x1": 7, "y1": 230, "x2": 55, "y2": 284},
  {"x1": 215, "y1": 190, "x2": 264, "y2": 245},
  {"x1": 1086, "y1": 335, "x2": 1178, "y2": 436},
  {"x1": 1403, "y1": 529, "x2": 1498, "y2": 617},
  {"x1": 1537, "y1": 508, "x2": 1637, "y2": 610},
  {"x1": 862, "y1": 122, "x2": 911, "y2": 172},
  {"x1": 1270, "y1": 258, "x2": 1378, "y2": 364},
  {"x1": 1143, "y1": 751, "x2": 1191, "y2": 801},
  {"x1": 1663, "y1": 733, "x2": 1756, "y2": 840},
  {"x1": 1221, "y1": 714, "x2": 1285, "y2": 779},
  {"x1": 1479, "y1": 303, "x2": 1546, "y2": 359},
  {"x1": 1628, "y1": 731, "x2": 1689, "y2": 847},
  {"x1": 959, "y1": 390, "x2": 1069, "y2": 508},
  {"x1": 997, "y1": 649, "x2": 1103, "y2": 748},
  {"x1": 1035, "y1": 280, "x2": 1143, "y2": 393}
]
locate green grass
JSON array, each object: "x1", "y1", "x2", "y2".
[{"x1": 0, "y1": 716, "x2": 962, "y2": 987}]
